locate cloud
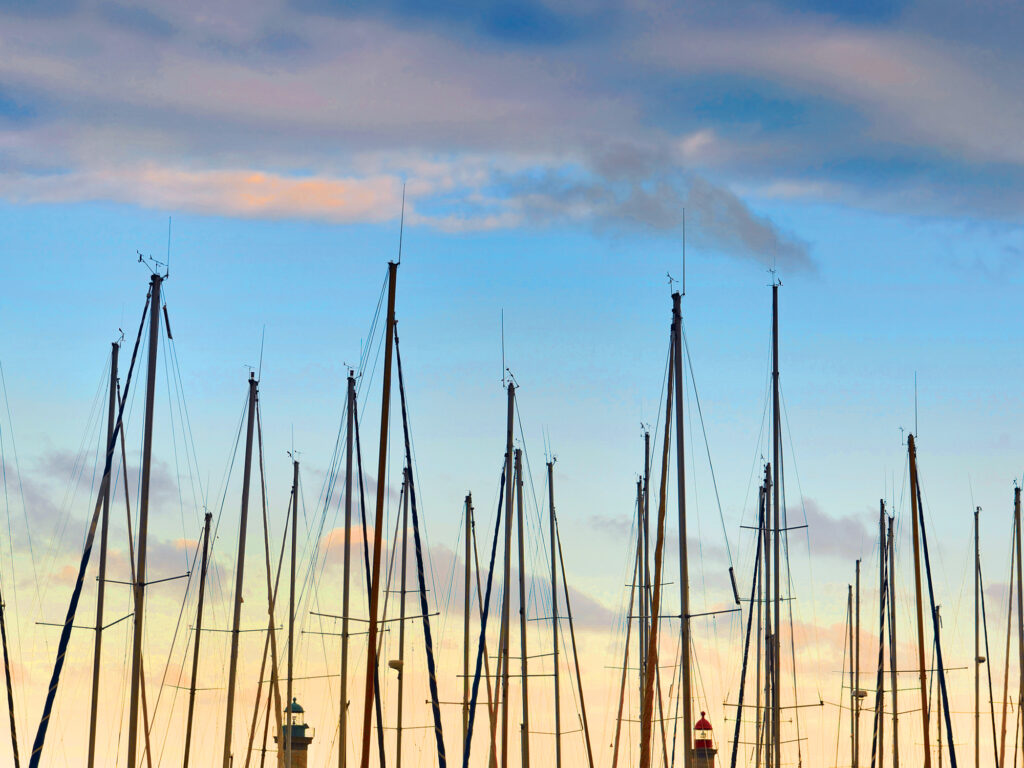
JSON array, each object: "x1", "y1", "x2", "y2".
[
  {"x1": 800, "y1": 498, "x2": 872, "y2": 560},
  {"x1": 0, "y1": 166, "x2": 403, "y2": 224},
  {"x1": 0, "y1": 1, "x2": 821, "y2": 267}
]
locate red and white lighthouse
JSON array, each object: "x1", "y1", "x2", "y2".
[{"x1": 692, "y1": 711, "x2": 717, "y2": 768}]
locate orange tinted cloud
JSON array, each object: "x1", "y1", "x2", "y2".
[{"x1": 2, "y1": 165, "x2": 403, "y2": 224}]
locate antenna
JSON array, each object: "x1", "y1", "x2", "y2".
[
  {"x1": 501, "y1": 309, "x2": 505, "y2": 386},
  {"x1": 166, "y1": 216, "x2": 172, "y2": 279},
  {"x1": 397, "y1": 184, "x2": 406, "y2": 265},
  {"x1": 257, "y1": 325, "x2": 266, "y2": 381},
  {"x1": 914, "y1": 371, "x2": 918, "y2": 437},
  {"x1": 681, "y1": 206, "x2": 686, "y2": 297}
]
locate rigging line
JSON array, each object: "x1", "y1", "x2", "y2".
[
  {"x1": 394, "y1": 332, "x2": 447, "y2": 768},
  {"x1": 777, "y1": 434, "x2": 806, "y2": 763},
  {"x1": 554, "y1": 515, "x2": 596, "y2": 768},
  {"x1": 680, "y1": 322, "x2": 734, "y2": 570},
  {"x1": 915, "y1": 470, "x2": 958, "y2": 767},
  {"x1": 978, "y1": 561, "x2": 1000, "y2": 766},
  {"x1": 150, "y1": 530, "x2": 204, "y2": 766},
  {"x1": 28, "y1": 287, "x2": 150, "y2": 768},
  {"x1": 0, "y1": 556, "x2": 19, "y2": 767},
  {"x1": 352, "y1": 399, "x2": 389, "y2": 767},
  {"x1": 779, "y1": 388, "x2": 826, "y2": 698},
  {"x1": 165, "y1": 322, "x2": 206, "y2": 532},
  {"x1": 0, "y1": 386, "x2": 27, "y2": 749},
  {"x1": 0, "y1": 361, "x2": 43, "y2": 616},
  {"x1": 243, "y1": 446, "x2": 290, "y2": 768},
  {"x1": 730, "y1": 485, "x2": 764, "y2": 768},
  {"x1": 461, "y1": 465, "x2": 507, "y2": 768},
  {"x1": 159, "y1": 331, "x2": 189, "y2": 555}
]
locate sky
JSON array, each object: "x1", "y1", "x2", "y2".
[{"x1": 2, "y1": 0, "x2": 1024, "y2": 766}]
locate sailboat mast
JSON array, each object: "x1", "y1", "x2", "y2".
[
  {"x1": 888, "y1": 514, "x2": 900, "y2": 768},
  {"x1": 849, "y1": 583, "x2": 855, "y2": 768},
  {"x1": 127, "y1": 273, "x2": 162, "y2": 768},
  {"x1": 856, "y1": 558, "x2": 861, "y2": 768},
  {"x1": 907, "y1": 434, "x2": 932, "y2": 768},
  {"x1": 340, "y1": 372, "x2": 355, "y2": 768},
  {"x1": 547, "y1": 461, "x2": 561, "y2": 768},
  {"x1": 182, "y1": 510, "x2": 212, "y2": 767},
  {"x1": 976, "y1": 506, "x2": 981, "y2": 768},
  {"x1": 222, "y1": 372, "x2": 258, "y2": 768},
  {"x1": 500, "y1": 382, "x2": 515, "y2": 768},
  {"x1": 771, "y1": 282, "x2": 781, "y2": 768},
  {"x1": 878, "y1": 504, "x2": 886, "y2": 768},
  {"x1": 514, "y1": 449, "x2": 531, "y2": 768},
  {"x1": 464, "y1": 493, "x2": 473, "y2": 745},
  {"x1": 641, "y1": 433, "x2": 650, "y2": 710},
  {"x1": 1014, "y1": 487, "x2": 1024, "y2": 768},
  {"x1": 396, "y1": 470, "x2": 410, "y2": 768},
  {"x1": 671, "y1": 291, "x2": 693, "y2": 763},
  {"x1": 87, "y1": 341, "x2": 117, "y2": 768},
  {"x1": 755, "y1": 469, "x2": 766, "y2": 768},
  {"x1": 286, "y1": 459, "x2": 299, "y2": 767},
  {"x1": 359, "y1": 260, "x2": 398, "y2": 768}
]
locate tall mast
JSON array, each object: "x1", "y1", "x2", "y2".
[
  {"x1": 499, "y1": 382, "x2": 515, "y2": 768},
  {"x1": 849, "y1": 583, "x2": 855, "y2": 768},
  {"x1": 127, "y1": 273, "x2": 162, "y2": 768},
  {"x1": 907, "y1": 434, "x2": 932, "y2": 768},
  {"x1": 464, "y1": 493, "x2": 473, "y2": 746},
  {"x1": 998, "y1": 507, "x2": 1015, "y2": 768},
  {"x1": 1015, "y1": 486, "x2": 1023, "y2": 768},
  {"x1": 286, "y1": 459, "x2": 299, "y2": 767},
  {"x1": 856, "y1": 558, "x2": 861, "y2": 768},
  {"x1": 888, "y1": 514, "x2": 899, "y2": 768},
  {"x1": 755, "y1": 468, "x2": 767, "y2": 768},
  {"x1": 395, "y1": 471, "x2": 410, "y2": 768},
  {"x1": 183, "y1": 510, "x2": 212, "y2": 767},
  {"x1": 640, "y1": 433, "x2": 650, "y2": 710},
  {"x1": 877, "y1": 504, "x2": 886, "y2": 768},
  {"x1": 936, "y1": 606, "x2": 943, "y2": 768},
  {"x1": 222, "y1": 372, "x2": 258, "y2": 768},
  {"x1": 640, "y1": 324, "x2": 674, "y2": 768},
  {"x1": 771, "y1": 282, "x2": 781, "y2": 768},
  {"x1": 611, "y1": 514, "x2": 638, "y2": 768},
  {"x1": 671, "y1": 291, "x2": 693, "y2": 764},
  {"x1": 87, "y1": 341, "x2": 117, "y2": 768},
  {"x1": 975, "y1": 506, "x2": 981, "y2": 768},
  {"x1": 359, "y1": 261, "x2": 399, "y2": 768},
  {"x1": 340, "y1": 372, "x2": 355, "y2": 768},
  {"x1": 514, "y1": 449, "x2": 531, "y2": 768},
  {"x1": 547, "y1": 461, "x2": 561, "y2": 768}
]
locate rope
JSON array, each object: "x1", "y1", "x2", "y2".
[
  {"x1": 730, "y1": 485, "x2": 764, "y2": 768},
  {"x1": 869, "y1": 519, "x2": 888, "y2": 768},
  {"x1": 979, "y1": 562, "x2": 1000, "y2": 766},
  {"x1": 29, "y1": 290, "x2": 150, "y2": 768},
  {"x1": 353, "y1": 403, "x2": 388, "y2": 767},
  {"x1": 0, "y1": 585, "x2": 19, "y2": 767},
  {"x1": 394, "y1": 333, "x2": 447, "y2": 768},
  {"x1": 461, "y1": 467, "x2": 507, "y2": 768},
  {"x1": 915, "y1": 477, "x2": 958, "y2": 767}
]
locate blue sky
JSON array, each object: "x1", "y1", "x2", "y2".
[{"x1": 2, "y1": 0, "x2": 1024, "y2": 765}]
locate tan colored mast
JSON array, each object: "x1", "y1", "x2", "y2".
[
  {"x1": 127, "y1": 273, "x2": 161, "y2": 768},
  {"x1": 222, "y1": 372, "x2": 258, "y2": 768},
  {"x1": 87, "y1": 342, "x2": 117, "y2": 768},
  {"x1": 359, "y1": 261, "x2": 398, "y2": 768},
  {"x1": 907, "y1": 434, "x2": 932, "y2": 768}
]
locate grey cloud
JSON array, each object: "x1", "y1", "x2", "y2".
[
  {"x1": 801, "y1": 498, "x2": 872, "y2": 560},
  {"x1": 97, "y1": 3, "x2": 177, "y2": 39}
]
